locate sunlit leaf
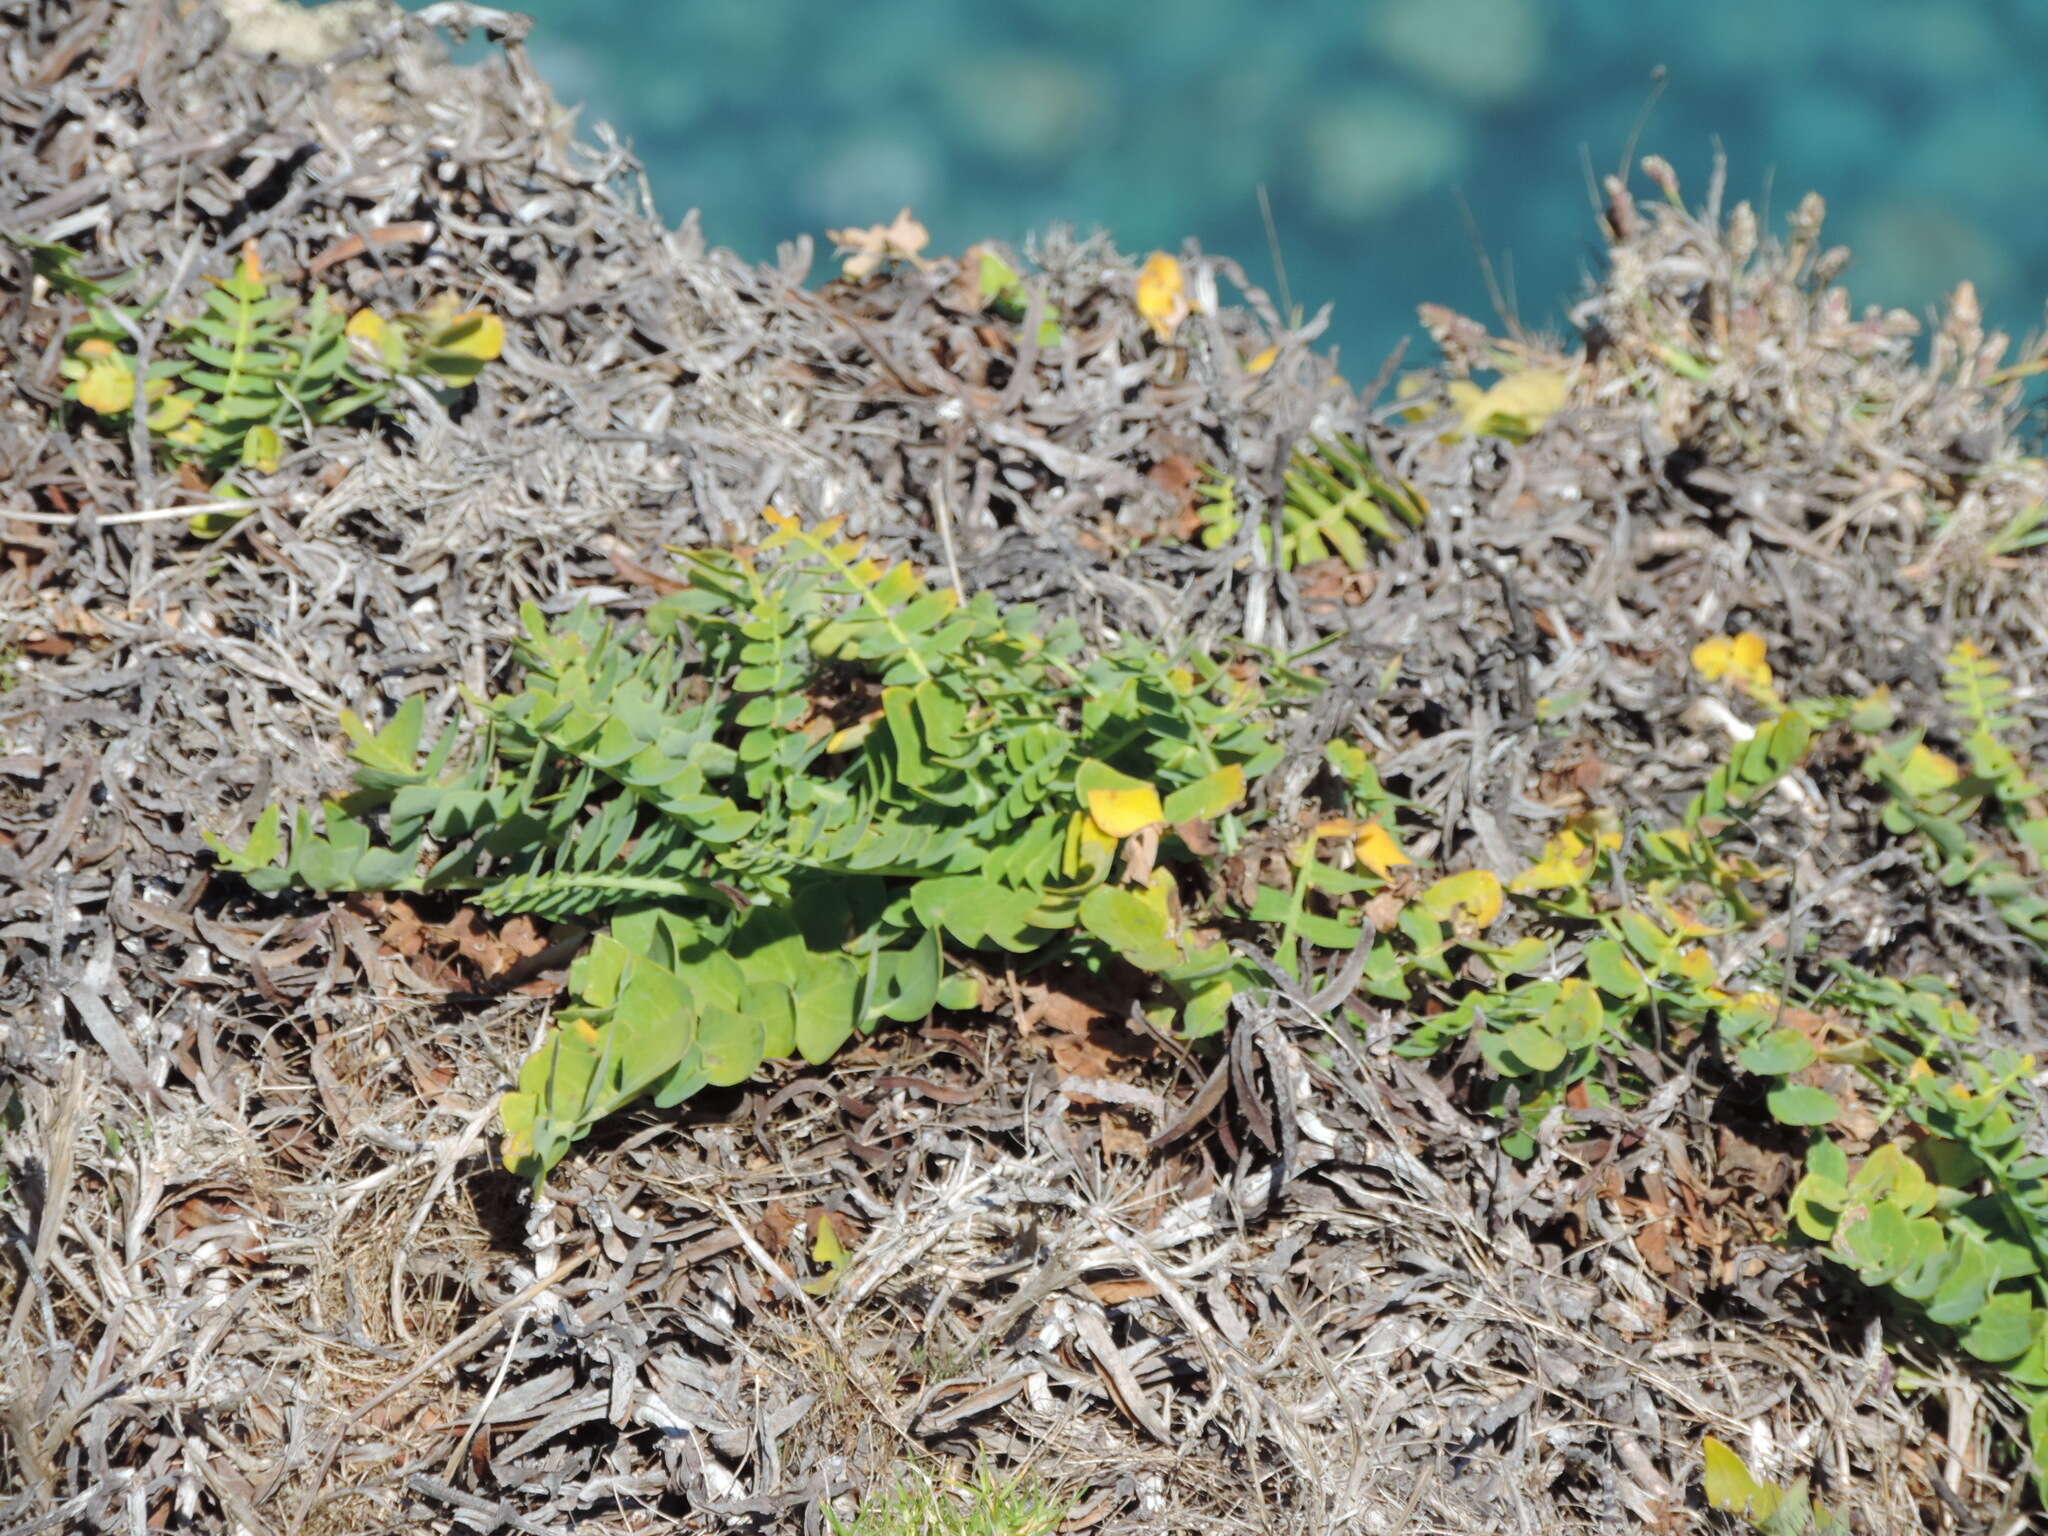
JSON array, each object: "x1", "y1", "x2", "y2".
[
  {"x1": 803, "y1": 1212, "x2": 852, "y2": 1297},
  {"x1": 1353, "y1": 818, "x2": 1411, "y2": 879},
  {"x1": 1077, "y1": 758, "x2": 1165, "y2": 837},
  {"x1": 1692, "y1": 630, "x2": 1778, "y2": 704},
  {"x1": 1702, "y1": 1436, "x2": 1763, "y2": 1515},
  {"x1": 1417, "y1": 869, "x2": 1503, "y2": 931},
  {"x1": 1136, "y1": 251, "x2": 1189, "y2": 342},
  {"x1": 1443, "y1": 365, "x2": 1568, "y2": 442},
  {"x1": 1767, "y1": 1083, "x2": 1840, "y2": 1127},
  {"x1": 1162, "y1": 763, "x2": 1245, "y2": 825}
]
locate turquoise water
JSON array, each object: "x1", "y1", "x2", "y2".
[{"x1": 504, "y1": 0, "x2": 2048, "y2": 368}]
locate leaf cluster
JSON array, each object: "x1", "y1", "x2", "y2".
[
  {"x1": 1864, "y1": 642, "x2": 2048, "y2": 957},
  {"x1": 212, "y1": 512, "x2": 1311, "y2": 1177},
  {"x1": 209, "y1": 546, "x2": 2048, "y2": 1484},
  {"x1": 41, "y1": 238, "x2": 501, "y2": 529},
  {"x1": 1194, "y1": 434, "x2": 1426, "y2": 572},
  {"x1": 1703, "y1": 1435, "x2": 1851, "y2": 1535}
]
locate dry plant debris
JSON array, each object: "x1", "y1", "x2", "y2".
[{"x1": 4, "y1": 2, "x2": 2048, "y2": 1534}]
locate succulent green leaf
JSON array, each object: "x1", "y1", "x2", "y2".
[
  {"x1": 1960, "y1": 1290, "x2": 2038, "y2": 1363},
  {"x1": 1766, "y1": 1084, "x2": 1839, "y2": 1128},
  {"x1": 1737, "y1": 1027, "x2": 1818, "y2": 1077}
]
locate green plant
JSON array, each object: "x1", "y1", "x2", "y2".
[
  {"x1": 1703, "y1": 1436, "x2": 1851, "y2": 1535},
  {"x1": 826, "y1": 1465, "x2": 1068, "y2": 1536},
  {"x1": 1864, "y1": 643, "x2": 2048, "y2": 959},
  {"x1": 1783, "y1": 962, "x2": 2048, "y2": 1487},
  {"x1": 33, "y1": 237, "x2": 500, "y2": 532},
  {"x1": 212, "y1": 512, "x2": 1312, "y2": 1178},
  {"x1": 1193, "y1": 435, "x2": 1427, "y2": 572},
  {"x1": 1983, "y1": 500, "x2": 2048, "y2": 558},
  {"x1": 1377, "y1": 632, "x2": 2048, "y2": 1482},
  {"x1": 970, "y1": 247, "x2": 1063, "y2": 348}
]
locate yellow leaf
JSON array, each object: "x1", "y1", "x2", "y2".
[
  {"x1": 1076, "y1": 759, "x2": 1166, "y2": 838},
  {"x1": 1354, "y1": 819, "x2": 1411, "y2": 878},
  {"x1": 1509, "y1": 828, "x2": 1599, "y2": 893},
  {"x1": 1086, "y1": 784, "x2": 1165, "y2": 838},
  {"x1": 804, "y1": 1213, "x2": 852, "y2": 1296},
  {"x1": 345, "y1": 307, "x2": 387, "y2": 347},
  {"x1": 1676, "y1": 945, "x2": 1718, "y2": 985},
  {"x1": 499, "y1": 1127, "x2": 532, "y2": 1168},
  {"x1": 427, "y1": 308, "x2": 504, "y2": 362},
  {"x1": 74, "y1": 354, "x2": 134, "y2": 415},
  {"x1": 1903, "y1": 743, "x2": 1962, "y2": 791},
  {"x1": 1444, "y1": 366, "x2": 1569, "y2": 441},
  {"x1": 1417, "y1": 869, "x2": 1503, "y2": 930},
  {"x1": 1246, "y1": 344, "x2": 1278, "y2": 374},
  {"x1": 238, "y1": 239, "x2": 264, "y2": 286},
  {"x1": 417, "y1": 308, "x2": 504, "y2": 385},
  {"x1": 813, "y1": 1213, "x2": 848, "y2": 1265},
  {"x1": 1702, "y1": 1436, "x2": 1764, "y2": 1515},
  {"x1": 147, "y1": 391, "x2": 196, "y2": 433},
  {"x1": 824, "y1": 715, "x2": 879, "y2": 753},
  {"x1": 1691, "y1": 630, "x2": 1778, "y2": 703},
  {"x1": 1136, "y1": 251, "x2": 1189, "y2": 342}
]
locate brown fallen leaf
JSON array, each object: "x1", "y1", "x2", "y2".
[
  {"x1": 1087, "y1": 1277, "x2": 1161, "y2": 1305},
  {"x1": 826, "y1": 207, "x2": 931, "y2": 281}
]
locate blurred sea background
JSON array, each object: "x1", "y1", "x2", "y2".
[{"x1": 491, "y1": 0, "x2": 2048, "y2": 370}]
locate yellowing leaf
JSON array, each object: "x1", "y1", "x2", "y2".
[
  {"x1": 1062, "y1": 810, "x2": 1120, "y2": 882},
  {"x1": 147, "y1": 391, "x2": 197, "y2": 433},
  {"x1": 1136, "y1": 251, "x2": 1189, "y2": 342},
  {"x1": 803, "y1": 1212, "x2": 852, "y2": 1296},
  {"x1": 1245, "y1": 344, "x2": 1278, "y2": 374},
  {"x1": 1162, "y1": 763, "x2": 1246, "y2": 824},
  {"x1": 1675, "y1": 944, "x2": 1718, "y2": 985},
  {"x1": 74, "y1": 351, "x2": 136, "y2": 414},
  {"x1": 1087, "y1": 784, "x2": 1165, "y2": 838},
  {"x1": 1509, "y1": 828, "x2": 1600, "y2": 893},
  {"x1": 428, "y1": 309, "x2": 504, "y2": 362},
  {"x1": 1076, "y1": 759, "x2": 1166, "y2": 837},
  {"x1": 1417, "y1": 869, "x2": 1503, "y2": 931},
  {"x1": 1899, "y1": 743, "x2": 1962, "y2": 795},
  {"x1": 1443, "y1": 366, "x2": 1569, "y2": 441},
  {"x1": 188, "y1": 504, "x2": 252, "y2": 539},
  {"x1": 419, "y1": 309, "x2": 504, "y2": 384},
  {"x1": 1692, "y1": 630, "x2": 1778, "y2": 703},
  {"x1": 1354, "y1": 819, "x2": 1411, "y2": 878},
  {"x1": 345, "y1": 306, "x2": 408, "y2": 370},
  {"x1": 241, "y1": 422, "x2": 282, "y2": 473},
  {"x1": 1702, "y1": 1436, "x2": 1764, "y2": 1515}
]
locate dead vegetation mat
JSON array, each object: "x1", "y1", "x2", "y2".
[{"x1": 4, "y1": 2, "x2": 2048, "y2": 1532}]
